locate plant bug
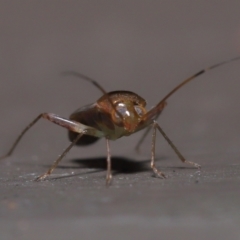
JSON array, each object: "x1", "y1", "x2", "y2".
[{"x1": 0, "y1": 56, "x2": 240, "y2": 185}]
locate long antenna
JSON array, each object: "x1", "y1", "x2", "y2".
[
  {"x1": 62, "y1": 71, "x2": 108, "y2": 95},
  {"x1": 62, "y1": 71, "x2": 124, "y2": 121},
  {"x1": 144, "y1": 56, "x2": 240, "y2": 121},
  {"x1": 135, "y1": 56, "x2": 240, "y2": 151}
]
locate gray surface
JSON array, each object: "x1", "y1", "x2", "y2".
[{"x1": 1, "y1": 1, "x2": 240, "y2": 240}]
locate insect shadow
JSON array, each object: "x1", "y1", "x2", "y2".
[
  {"x1": 42, "y1": 155, "x2": 193, "y2": 180},
  {"x1": 72, "y1": 156, "x2": 153, "y2": 173},
  {"x1": 38, "y1": 156, "x2": 150, "y2": 180}
]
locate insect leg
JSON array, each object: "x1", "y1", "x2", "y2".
[
  {"x1": 35, "y1": 132, "x2": 84, "y2": 181},
  {"x1": 135, "y1": 101, "x2": 167, "y2": 152},
  {"x1": 150, "y1": 121, "x2": 167, "y2": 178},
  {"x1": 0, "y1": 114, "x2": 43, "y2": 160},
  {"x1": 0, "y1": 113, "x2": 103, "y2": 160},
  {"x1": 105, "y1": 138, "x2": 112, "y2": 186},
  {"x1": 154, "y1": 121, "x2": 201, "y2": 169},
  {"x1": 35, "y1": 114, "x2": 104, "y2": 181}
]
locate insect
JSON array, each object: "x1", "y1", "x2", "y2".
[{"x1": 0, "y1": 56, "x2": 240, "y2": 185}]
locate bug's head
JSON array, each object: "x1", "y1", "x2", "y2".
[
  {"x1": 113, "y1": 100, "x2": 147, "y2": 132},
  {"x1": 98, "y1": 91, "x2": 147, "y2": 132}
]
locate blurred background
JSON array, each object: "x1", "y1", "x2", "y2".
[{"x1": 0, "y1": 1, "x2": 240, "y2": 239}]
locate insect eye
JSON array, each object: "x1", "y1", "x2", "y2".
[
  {"x1": 115, "y1": 103, "x2": 129, "y2": 118},
  {"x1": 134, "y1": 105, "x2": 143, "y2": 116}
]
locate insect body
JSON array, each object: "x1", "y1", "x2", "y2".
[
  {"x1": 0, "y1": 56, "x2": 240, "y2": 185},
  {"x1": 68, "y1": 91, "x2": 148, "y2": 144}
]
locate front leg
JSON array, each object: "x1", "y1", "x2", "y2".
[
  {"x1": 105, "y1": 138, "x2": 112, "y2": 186},
  {"x1": 151, "y1": 121, "x2": 167, "y2": 178},
  {"x1": 135, "y1": 101, "x2": 167, "y2": 152}
]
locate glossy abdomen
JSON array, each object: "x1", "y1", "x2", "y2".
[
  {"x1": 68, "y1": 103, "x2": 115, "y2": 145},
  {"x1": 68, "y1": 104, "x2": 99, "y2": 145}
]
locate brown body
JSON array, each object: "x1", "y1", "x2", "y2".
[{"x1": 69, "y1": 91, "x2": 148, "y2": 145}]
